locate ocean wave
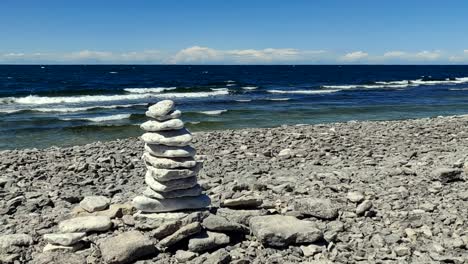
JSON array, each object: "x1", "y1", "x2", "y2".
[
  {"x1": 198, "y1": 110, "x2": 228, "y2": 115},
  {"x1": 124, "y1": 87, "x2": 176, "y2": 93},
  {"x1": 61, "y1": 114, "x2": 131, "y2": 122},
  {"x1": 411, "y1": 77, "x2": 468, "y2": 85},
  {"x1": 267, "y1": 89, "x2": 339, "y2": 94},
  {"x1": 210, "y1": 88, "x2": 229, "y2": 92},
  {"x1": 0, "y1": 103, "x2": 146, "y2": 115},
  {"x1": 322, "y1": 77, "x2": 468, "y2": 90},
  {"x1": 449, "y1": 88, "x2": 468, "y2": 91},
  {"x1": 322, "y1": 84, "x2": 414, "y2": 89},
  {"x1": 269, "y1": 98, "x2": 291, "y2": 101},
  {"x1": 242, "y1": 86, "x2": 258, "y2": 90},
  {"x1": 226, "y1": 84, "x2": 236, "y2": 87},
  {"x1": 235, "y1": 99, "x2": 252, "y2": 102},
  {"x1": 1, "y1": 90, "x2": 229, "y2": 105}
]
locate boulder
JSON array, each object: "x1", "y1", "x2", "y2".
[
  {"x1": 143, "y1": 185, "x2": 202, "y2": 199},
  {"x1": 144, "y1": 144, "x2": 196, "y2": 158},
  {"x1": 140, "y1": 119, "x2": 184, "y2": 132},
  {"x1": 145, "y1": 174, "x2": 198, "y2": 192},
  {"x1": 249, "y1": 215, "x2": 322, "y2": 247},
  {"x1": 294, "y1": 198, "x2": 339, "y2": 220},
  {"x1": 133, "y1": 195, "x2": 211, "y2": 213},
  {"x1": 142, "y1": 153, "x2": 197, "y2": 169},
  {"x1": 99, "y1": 231, "x2": 156, "y2": 264},
  {"x1": 188, "y1": 231, "x2": 230, "y2": 252},
  {"x1": 79, "y1": 196, "x2": 110, "y2": 212},
  {"x1": 146, "y1": 163, "x2": 201, "y2": 182},
  {"x1": 43, "y1": 233, "x2": 86, "y2": 246},
  {"x1": 146, "y1": 100, "x2": 175, "y2": 117},
  {"x1": 157, "y1": 222, "x2": 202, "y2": 249},
  {"x1": 58, "y1": 216, "x2": 112, "y2": 233},
  {"x1": 141, "y1": 128, "x2": 192, "y2": 147}
]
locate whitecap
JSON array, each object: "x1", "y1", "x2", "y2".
[
  {"x1": 61, "y1": 114, "x2": 131, "y2": 122},
  {"x1": 269, "y1": 98, "x2": 290, "y2": 101},
  {"x1": 267, "y1": 89, "x2": 339, "y2": 94},
  {"x1": 3, "y1": 90, "x2": 229, "y2": 105},
  {"x1": 226, "y1": 80, "x2": 235, "y2": 83},
  {"x1": 242, "y1": 86, "x2": 258, "y2": 90},
  {"x1": 198, "y1": 110, "x2": 228, "y2": 115},
  {"x1": 210, "y1": 88, "x2": 229, "y2": 92},
  {"x1": 449, "y1": 88, "x2": 468, "y2": 91},
  {"x1": 235, "y1": 99, "x2": 252, "y2": 102},
  {"x1": 109, "y1": 71, "x2": 118, "y2": 74},
  {"x1": 226, "y1": 84, "x2": 236, "y2": 87},
  {"x1": 124, "y1": 87, "x2": 176, "y2": 93}
]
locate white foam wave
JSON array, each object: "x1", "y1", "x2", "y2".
[
  {"x1": 242, "y1": 86, "x2": 258, "y2": 90},
  {"x1": 109, "y1": 71, "x2": 118, "y2": 74},
  {"x1": 267, "y1": 89, "x2": 339, "y2": 94},
  {"x1": 322, "y1": 84, "x2": 414, "y2": 89},
  {"x1": 226, "y1": 80, "x2": 235, "y2": 83},
  {"x1": 322, "y1": 77, "x2": 468, "y2": 90},
  {"x1": 210, "y1": 88, "x2": 229, "y2": 92},
  {"x1": 198, "y1": 110, "x2": 228, "y2": 115},
  {"x1": 124, "y1": 87, "x2": 176, "y2": 93},
  {"x1": 235, "y1": 99, "x2": 252, "y2": 102},
  {"x1": 226, "y1": 84, "x2": 236, "y2": 87},
  {"x1": 62, "y1": 114, "x2": 131, "y2": 122},
  {"x1": 449, "y1": 88, "x2": 468, "y2": 91},
  {"x1": 2, "y1": 91, "x2": 229, "y2": 105},
  {"x1": 269, "y1": 98, "x2": 291, "y2": 101},
  {"x1": 411, "y1": 77, "x2": 468, "y2": 85}
]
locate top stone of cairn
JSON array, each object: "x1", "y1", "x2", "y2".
[{"x1": 146, "y1": 100, "x2": 182, "y2": 121}]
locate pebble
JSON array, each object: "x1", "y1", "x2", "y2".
[
  {"x1": 175, "y1": 250, "x2": 198, "y2": 263},
  {"x1": 158, "y1": 222, "x2": 202, "y2": 249},
  {"x1": 356, "y1": 200, "x2": 373, "y2": 216},
  {"x1": 294, "y1": 198, "x2": 339, "y2": 220},
  {"x1": 431, "y1": 168, "x2": 463, "y2": 183},
  {"x1": 99, "y1": 231, "x2": 156, "y2": 264},
  {"x1": 188, "y1": 231, "x2": 230, "y2": 252},
  {"x1": 43, "y1": 233, "x2": 86, "y2": 246},
  {"x1": 221, "y1": 196, "x2": 263, "y2": 209},
  {"x1": 347, "y1": 191, "x2": 365, "y2": 203}
]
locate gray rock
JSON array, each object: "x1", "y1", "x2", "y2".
[
  {"x1": 347, "y1": 191, "x2": 365, "y2": 203},
  {"x1": 143, "y1": 185, "x2": 202, "y2": 199},
  {"x1": 99, "y1": 231, "x2": 156, "y2": 264},
  {"x1": 175, "y1": 250, "x2": 197, "y2": 263},
  {"x1": 157, "y1": 222, "x2": 202, "y2": 249},
  {"x1": 431, "y1": 168, "x2": 463, "y2": 183},
  {"x1": 145, "y1": 173, "x2": 198, "y2": 192},
  {"x1": 141, "y1": 128, "x2": 193, "y2": 146},
  {"x1": 58, "y1": 216, "x2": 112, "y2": 233},
  {"x1": 278, "y1": 148, "x2": 293, "y2": 158},
  {"x1": 133, "y1": 195, "x2": 210, "y2": 213},
  {"x1": 0, "y1": 234, "x2": 33, "y2": 251},
  {"x1": 356, "y1": 200, "x2": 373, "y2": 216},
  {"x1": 221, "y1": 196, "x2": 262, "y2": 209},
  {"x1": 79, "y1": 196, "x2": 110, "y2": 212},
  {"x1": 144, "y1": 143, "x2": 196, "y2": 158},
  {"x1": 43, "y1": 242, "x2": 84, "y2": 252},
  {"x1": 146, "y1": 100, "x2": 175, "y2": 118},
  {"x1": 146, "y1": 109, "x2": 182, "y2": 121},
  {"x1": 188, "y1": 231, "x2": 230, "y2": 252},
  {"x1": 140, "y1": 119, "x2": 184, "y2": 132},
  {"x1": 43, "y1": 233, "x2": 86, "y2": 246},
  {"x1": 249, "y1": 215, "x2": 322, "y2": 247},
  {"x1": 216, "y1": 208, "x2": 266, "y2": 226},
  {"x1": 204, "y1": 248, "x2": 231, "y2": 264},
  {"x1": 202, "y1": 214, "x2": 248, "y2": 233},
  {"x1": 142, "y1": 152, "x2": 197, "y2": 169},
  {"x1": 300, "y1": 244, "x2": 324, "y2": 256},
  {"x1": 294, "y1": 198, "x2": 339, "y2": 220},
  {"x1": 146, "y1": 162, "x2": 201, "y2": 182}
]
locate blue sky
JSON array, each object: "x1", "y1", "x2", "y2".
[{"x1": 1, "y1": 0, "x2": 468, "y2": 64}]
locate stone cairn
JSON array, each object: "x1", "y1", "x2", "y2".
[{"x1": 133, "y1": 100, "x2": 211, "y2": 212}]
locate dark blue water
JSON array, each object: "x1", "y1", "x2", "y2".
[{"x1": 1, "y1": 65, "x2": 468, "y2": 150}]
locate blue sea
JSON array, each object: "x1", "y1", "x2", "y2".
[{"x1": 1, "y1": 65, "x2": 468, "y2": 150}]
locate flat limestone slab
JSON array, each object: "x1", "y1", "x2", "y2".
[
  {"x1": 140, "y1": 119, "x2": 184, "y2": 132},
  {"x1": 146, "y1": 109, "x2": 181, "y2": 121},
  {"x1": 58, "y1": 216, "x2": 112, "y2": 233},
  {"x1": 145, "y1": 144, "x2": 196, "y2": 158},
  {"x1": 143, "y1": 185, "x2": 202, "y2": 199},
  {"x1": 145, "y1": 173, "x2": 198, "y2": 192},
  {"x1": 146, "y1": 163, "x2": 201, "y2": 182},
  {"x1": 143, "y1": 152, "x2": 197, "y2": 169},
  {"x1": 133, "y1": 195, "x2": 211, "y2": 213},
  {"x1": 141, "y1": 128, "x2": 192, "y2": 146}
]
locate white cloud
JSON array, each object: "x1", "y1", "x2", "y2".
[
  {"x1": 341, "y1": 51, "x2": 368, "y2": 62},
  {"x1": 414, "y1": 50, "x2": 441, "y2": 60},
  {"x1": 383, "y1": 51, "x2": 407, "y2": 57},
  {"x1": 171, "y1": 46, "x2": 223, "y2": 64},
  {"x1": 464, "y1": 50, "x2": 468, "y2": 55}
]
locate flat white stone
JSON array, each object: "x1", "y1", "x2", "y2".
[
  {"x1": 145, "y1": 173, "x2": 198, "y2": 192},
  {"x1": 133, "y1": 194, "x2": 211, "y2": 213},
  {"x1": 79, "y1": 196, "x2": 110, "y2": 212},
  {"x1": 143, "y1": 185, "x2": 202, "y2": 199},
  {"x1": 43, "y1": 242, "x2": 84, "y2": 252},
  {"x1": 142, "y1": 152, "x2": 197, "y2": 169},
  {"x1": 140, "y1": 119, "x2": 184, "y2": 132},
  {"x1": 43, "y1": 233, "x2": 86, "y2": 246},
  {"x1": 145, "y1": 144, "x2": 196, "y2": 158},
  {"x1": 146, "y1": 109, "x2": 181, "y2": 121},
  {"x1": 147, "y1": 100, "x2": 174, "y2": 117},
  {"x1": 141, "y1": 128, "x2": 192, "y2": 146},
  {"x1": 58, "y1": 216, "x2": 112, "y2": 233},
  {"x1": 146, "y1": 163, "x2": 202, "y2": 182}
]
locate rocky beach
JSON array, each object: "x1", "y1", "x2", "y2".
[{"x1": 1, "y1": 114, "x2": 467, "y2": 263}]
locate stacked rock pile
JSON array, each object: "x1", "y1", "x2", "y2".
[{"x1": 133, "y1": 100, "x2": 211, "y2": 212}]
